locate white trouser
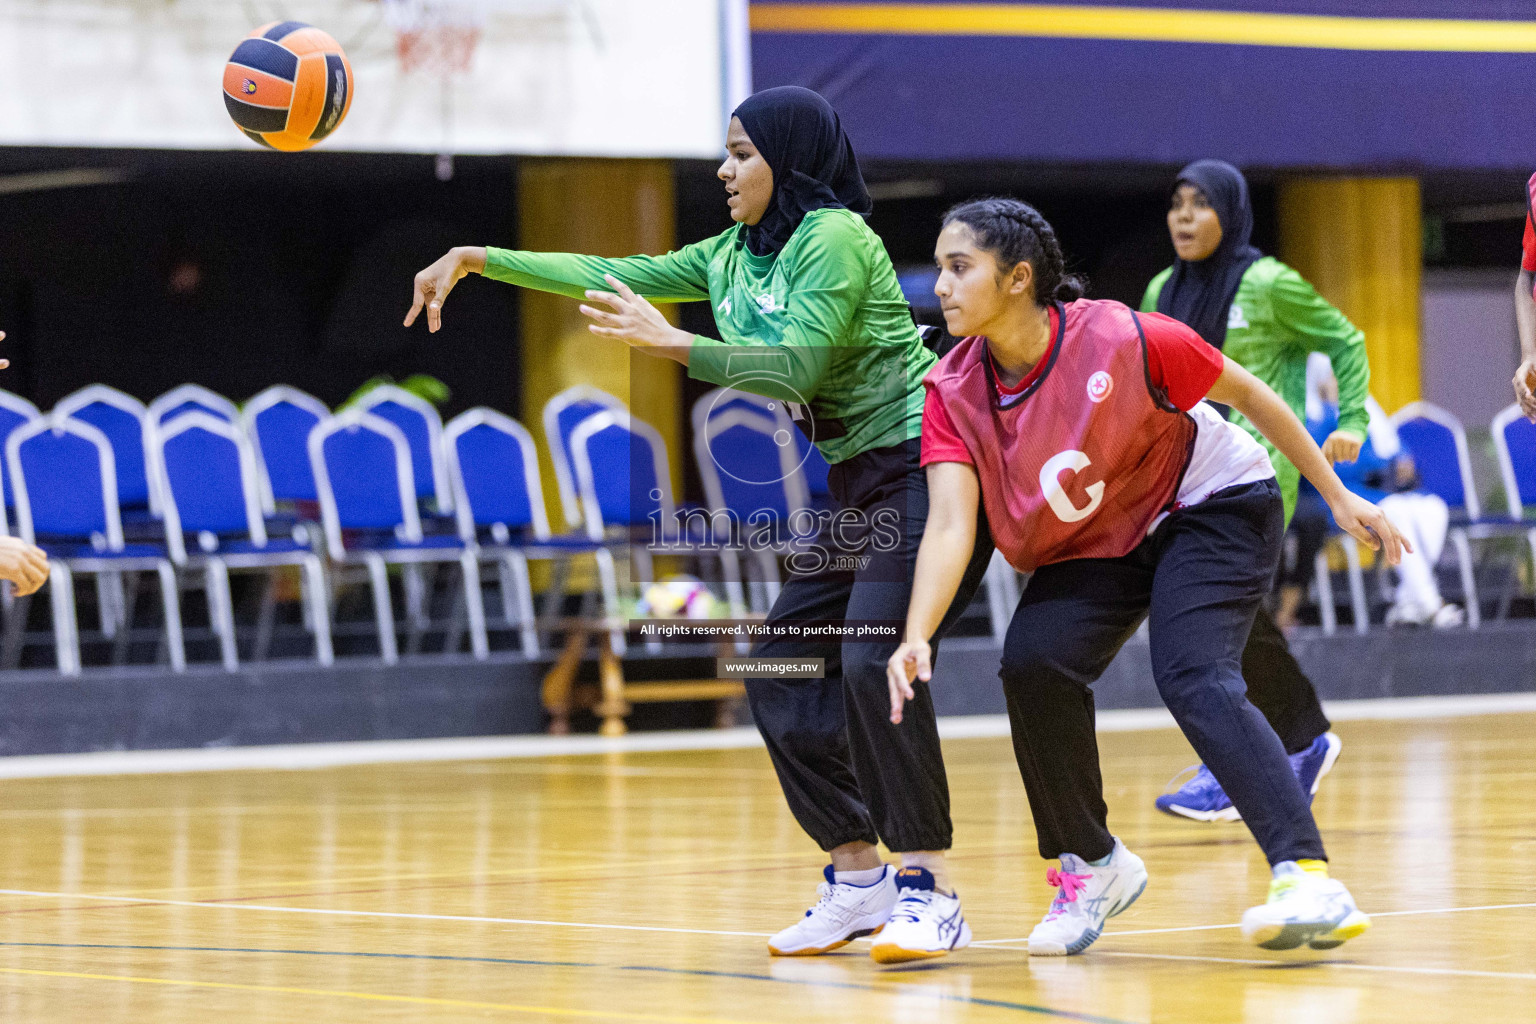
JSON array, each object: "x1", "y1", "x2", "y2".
[{"x1": 1378, "y1": 491, "x2": 1449, "y2": 617}]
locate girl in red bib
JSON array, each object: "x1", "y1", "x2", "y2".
[{"x1": 887, "y1": 198, "x2": 1406, "y2": 957}]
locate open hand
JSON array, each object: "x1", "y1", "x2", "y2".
[
  {"x1": 885, "y1": 639, "x2": 933, "y2": 724},
  {"x1": 1329, "y1": 491, "x2": 1410, "y2": 566},
  {"x1": 580, "y1": 275, "x2": 691, "y2": 359},
  {"x1": 0, "y1": 536, "x2": 49, "y2": 596}
]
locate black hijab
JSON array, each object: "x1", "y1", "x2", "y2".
[
  {"x1": 1155, "y1": 159, "x2": 1263, "y2": 350},
  {"x1": 731, "y1": 86, "x2": 873, "y2": 258}
]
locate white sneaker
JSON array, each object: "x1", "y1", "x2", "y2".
[
  {"x1": 1241, "y1": 861, "x2": 1371, "y2": 951},
  {"x1": 868, "y1": 867, "x2": 971, "y2": 964},
  {"x1": 1027, "y1": 838, "x2": 1148, "y2": 956},
  {"x1": 768, "y1": 864, "x2": 897, "y2": 956}
]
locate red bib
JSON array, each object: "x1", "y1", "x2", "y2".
[{"x1": 923, "y1": 299, "x2": 1197, "y2": 572}]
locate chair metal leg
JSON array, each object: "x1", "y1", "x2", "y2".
[
  {"x1": 252, "y1": 572, "x2": 278, "y2": 660},
  {"x1": 300, "y1": 555, "x2": 334, "y2": 667},
  {"x1": 365, "y1": 553, "x2": 399, "y2": 665},
  {"x1": 109, "y1": 572, "x2": 140, "y2": 667},
  {"x1": 48, "y1": 561, "x2": 81, "y2": 676},
  {"x1": 403, "y1": 564, "x2": 430, "y2": 629},
  {"x1": 594, "y1": 547, "x2": 626, "y2": 657},
  {"x1": 204, "y1": 559, "x2": 238, "y2": 671},
  {"x1": 1449, "y1": 527, "x2": 1480, "y2": 629},
  {"x1": 502, "y1": 551, "x2": 539, "y2": 658},
  {"x1": 1, "y1": 588, "x2": 30, "y2": 670},
  {"x1": 1341, "y1": 536, "x2": 1369, "y2": 634},
  {"x1": 754, "y1": 547, "x2": 782, "y2": 608},
  {"x1": 155, "y1": 561, "x2": 187, "y2": 673},
  {"x1": 1315, "y1": 548, "x2": 1337, "y2": 636},
  {"x1": 459, "y1": 550, "x2": 489, "y2": 661},
  {"x1": 717, "y1": 546, "x2": 749, "y2": 654},
  {"x1": 95, "y1": 572, "x2": 123, "y2": 640}
]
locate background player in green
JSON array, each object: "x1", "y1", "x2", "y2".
[
  {"x1": 405, "y1": 87, "x2": 991, "y2": 963},
  {"x1": 1141, "y1": 160, "x2": 1369, "y2": 822}
]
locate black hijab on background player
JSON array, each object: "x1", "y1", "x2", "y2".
[
  {"x1": 732, "y1": 86, "x2": 873, "y2": 258},
  {"x1": 1155, "y1": 159, "x2": 1263, "y2": 350}
]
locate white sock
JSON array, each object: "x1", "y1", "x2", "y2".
[{"x1": 833, "y1": 865, "x2": 886, "y2": 887}]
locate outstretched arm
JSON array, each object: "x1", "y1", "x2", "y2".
[
  {"x1": 886, "y1": 461, "x2": 980, "y2": 724},
  {"x1": 1207, "y1": 356, "x2": 1408, "y2": 564},
  {"x1": 405, "y1": 241, "x2": 712, "y2": 333}
]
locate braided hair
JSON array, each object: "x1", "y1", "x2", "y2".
[{"x1": 941, "y1": 198, "x2": 1086, "y2": 304}]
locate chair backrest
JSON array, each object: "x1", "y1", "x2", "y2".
[
  {"x1": 153, "y1": 412, "x2": 268, "y2": 563},
  {"x1": 0, "y1": 389, "x2": 41, "y2": 511},
  {"x1": 1390, "y1": 401, "x2": 1479, "y2": 519},
  {"x1": 53, "y1": 385, "x2": 152, "y2": 510},
  {"x1": 356, "y1": 385, "x2": 452, "y2": 512},
  {"x1": 1491, "y1": 403, "x2": 1536, "y2": 519},
  {"x1": 443, "y1": 408, "x2": 550, "y2": 544},
  {"x1": 542, "y1": 385, "x2": 625, "y2": 529},
  {"x1": 309, "y1": 411, "x2": 421, "y2": 560},
  {"x1": 243, "y1": 385, "x2": 329, "y2": 511},
  {"x1": 147, "y1": 383, "x2": 240, "y2": 427},
  {"x1": 6, "y1": 416, "x2": 122, "y2": 547},
  {"x1": 569, "y1": 409, "x2": 675, "y2": 541},
  {"x1": 691, "y1": 388, "x2": 810, "y2": 524}
]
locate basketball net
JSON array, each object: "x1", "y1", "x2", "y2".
[{"x1": 381, "y1": 0, "x2": 485, "y2": 77}]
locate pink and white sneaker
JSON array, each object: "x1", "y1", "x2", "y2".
[{"x1": 1026, "y1": 838, "x2": 1147, "y2": 956}]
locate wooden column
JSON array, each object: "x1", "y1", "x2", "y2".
[
  {"x1": 517, "y1": 158, "x2": 682, "y2": 529},
  {"x1": 1278, "y1": 176, "x2": 1422, "y2": 413}
]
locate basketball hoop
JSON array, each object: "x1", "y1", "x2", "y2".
[{"x1": 382, "y1": 0, "x2": 485, "y2": 77}]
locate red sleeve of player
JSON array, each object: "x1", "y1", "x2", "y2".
[
  {"x1": 920, "y1": 385, "x2": 974, "y2": 467},
  {"x1": 1137, "y1": 311, "x2": 1226, "y2": 411},
  {"x1": 1522, "y1": 214, "x2": 1536, "y2": 273}
]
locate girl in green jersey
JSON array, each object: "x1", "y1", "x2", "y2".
[
  {"x1": 406, "y1": 87, "x2": 990, "y2": 963},
  {"x1": 1142, "y1": 160, "x2": 1370, "y2": 823}
]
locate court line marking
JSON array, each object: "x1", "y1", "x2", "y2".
[
  {"x1": 1, "y1": 692, "x2": 1532, "y2": 779},
  {"x1": 0, "y1": 887, "x2": 775, "y2": 938},
  {"x1": 972, "y1": 901, "x2": 1536, "y2": 945},
  {"x1": 0, "y1": 942, "x2": 1141, "y2": 1023},
  {"x1": 1096, "y1": 950, "x2": 1536, "y2": 983},
  {"x1": 0, "y1": 965, "x2": 775, "y2": 1024}
]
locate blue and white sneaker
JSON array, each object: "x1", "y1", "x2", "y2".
[
  {"x1": 1155, "y1": 732, "x2": 1343, "y2": 822},
  {"x1": 1290, "y1": 732, "x2": 1343, "y2": 800},
  {"x1": 868, "y1": 867, "x2": 971, "y2": 964},
  {"x1": 1154, "y1": 764, "x2": 1240, "y2": 822},
  {"x1": 1240, "y1": 861, "x2": 1370, "y2": 950},
  {"x1": 1027, "y1": 838, "x2": 1148, "y2": 956},
  {"x1": 768, "y1": 864, "x2": 897, "y2": 956}
]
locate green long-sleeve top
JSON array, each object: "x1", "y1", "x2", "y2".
[
  {"x1": 1141, "y1": 256, "x2": 1371, "y2": 523},
  {"x1": 484, "y1": 207, "x2": 932, "y2": 464}
]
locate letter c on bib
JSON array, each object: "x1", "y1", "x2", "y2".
[{"x1": 1039, "y1": 450, "x2": 1105, "y2": 523}]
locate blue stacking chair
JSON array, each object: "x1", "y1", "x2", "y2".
[
  {"x1": 1491, "y1": 403, "x2": 1536, "y2": 590},
  {"x1": 443, "y1": 408, "x2": 557, "y2": 657},
  {"x1": 355, "y1": 385, "x2": 453, "y2": 515},
  {"x1": 691, "y1": 388, "x2": 808, "y2": 619},
  {"x1": 0, "y1": 389, "x2": 40, "y2": 513},
  {"x1": 243, "y1": 385, "x2": 330, "y2": 513},
  {"x1": 309, "y1": 410, "x2": 487, "y2": 664},
  {"x1": 53, "y1": 385, "x2": 153, "y2": 514},
  {"x1": 570, "y1": 408, "x2": 686, "y2": 656},
  {"x1": 1391, "y1": 401, "x2": 1497, "y2": 628},
  {"x1": 145, "y1": 385, "x2": 240, "y2": 515},
  {"x1": 6, "y1": 416, "x2": 185, "y2": 675},
  {"x1": 154, "y1": 411, "x2": 333, "y2": 669},
  {"x1": 542, "y1": 385, "x2": 626, "y2": 531}
]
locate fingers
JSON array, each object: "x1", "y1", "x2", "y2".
[
  {"x1": 886, "y1": 647, "x2": 917, "y2": 724},
  {"x1": 0, "y1": 359, "x2": 9, "y2": 370},
  {"x1": 578, "y1": 304, "x2": 625, "y2": 328},
  {"x1": 404, "y1": 279, "x2": 427, "y2": 327},
  {"x1": 604, "y1": 274, "x2": 638, "y2": 300}
]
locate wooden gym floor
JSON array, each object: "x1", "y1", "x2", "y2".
[{"x1": 0, "y1": 711, "x2": 1530, "y2": 1023}]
